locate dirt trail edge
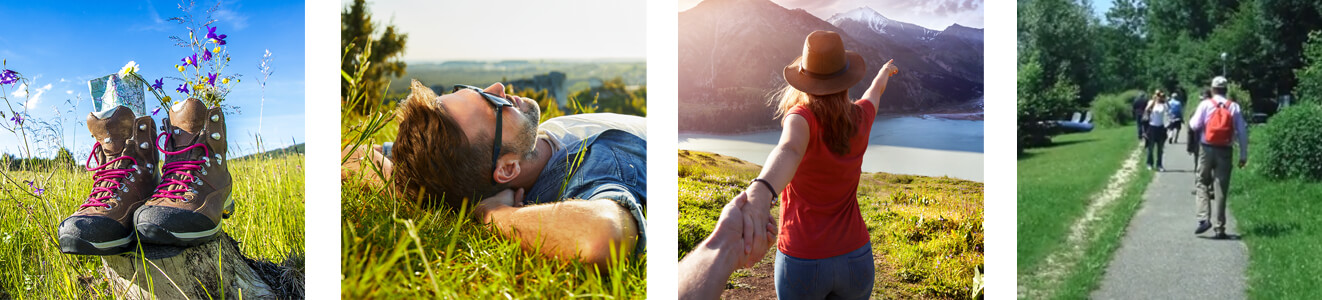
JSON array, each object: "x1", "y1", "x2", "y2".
[
  {"x1": 1019, "y1": 146, "x2": 1142, "y2": 299},
  {"x1": 1092, "y1": 141, "x2": 1248, "y2": 299}
]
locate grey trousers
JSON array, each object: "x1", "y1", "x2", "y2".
[{"x1": 1196, "y1": 145, "x2": 1234, "y2": 232}]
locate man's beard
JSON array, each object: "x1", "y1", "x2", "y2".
[{"x1": 504, "y1": 102, "x2": 542, "y2": 159}]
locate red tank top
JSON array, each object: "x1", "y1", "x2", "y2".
[{"x1": 777, "y1": 99, "x2": 876, "y2": 259}]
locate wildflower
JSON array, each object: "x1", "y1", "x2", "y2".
[
  {"x1": 24, "y1": 180, "x2": 41, "y2": 196},
  {"x1": 9, "y1": 113, "x2": 21, "y2": 126},
  {"x1": 222, "y1": 77, "x2": 229, "y2": 84},
  {"x1": 0, "y1": 69, "x2": 19, "y2": 85},
  {"x1": 206, "y1": 26, "x2": 227, "y2": 45},
  {"x1": 151, "y1": 78, "x2": 164, "y2": 91},
  {"x1": 152, "y1": 107, "x2": 162, "y2": 115},
  {"x1": 207, "y1": 73, "x2": 217, "y2": 86},
  {"x1": 176, "y1": 64, "x2": 185, "y2": 72},
  {"x1": 213, "y1": 46, "x2": 221, "y2": 54},
  {"x1": 202, "y1": 50, "x2": 212, "y2": 62},
  {"x1": 176, "y1": 84, "x2": 189, "y2": 94},
  {"x1": 181, "y1": 54, "x2": 198, "y2": 68},
  {"x1": 33, "y1": 187, "x2": 43, "y2": 196},
  {"x1": 119, "y1": 61, "x2": 139, "y2": 76}
]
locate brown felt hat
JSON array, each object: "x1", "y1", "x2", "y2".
[{"x1": 783, "y1": 30, "x2": 867, "y2": 95}]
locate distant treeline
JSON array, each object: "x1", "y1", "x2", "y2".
[{"x1": 1, "y1": 148, "x2": 76, "y2": 171}]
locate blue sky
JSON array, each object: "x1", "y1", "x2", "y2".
[
  {"x1": 361, "y1": 0, "x2": 646, "y2": 62},
  {"x1": 0, "y1": 0, "x2": 304, "y2": 159}
]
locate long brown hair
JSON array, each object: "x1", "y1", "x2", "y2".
[{"x1": 770, "y1": 85, "x2": 858, "y2": 155}]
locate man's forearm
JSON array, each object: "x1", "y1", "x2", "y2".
[
  {"x1": 483, "y1": 200, "x2": 638, "y2": 267},
  {"x1": 678, "y1": 230, "x2": 741, "y2": 299}
]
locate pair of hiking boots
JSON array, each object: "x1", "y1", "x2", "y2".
[{"x1": 57, "y1": 98, "x2": 233, "y2": 255}]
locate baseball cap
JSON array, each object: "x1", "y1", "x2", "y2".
[{"x1": 1212, "y1": 76, "x2": 1228, "y2": 88}]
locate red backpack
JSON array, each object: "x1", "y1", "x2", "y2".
[{"x1": 1204, "y1": 99, "x2": 1235, "y2": 146}]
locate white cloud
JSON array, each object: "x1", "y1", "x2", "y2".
[
  {"x1": 66, "y1": 90, "x2": 74, "y2": 95},
  {"x1": 213, "y1": 5, "x2": 249, "y2": 31},
  {"x1": 22, "y1": 83, "x2": 53, "y2": 109}
]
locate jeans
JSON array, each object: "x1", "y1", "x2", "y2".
[
  {"x1": 1145, "y1": 124, "x2": 1166, "y2": 168},
  {"x1": 775, "y1": 242, "x2": 874, "y2": 300}
]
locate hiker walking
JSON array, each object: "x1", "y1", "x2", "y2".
[
  {"x1": 1188, "y1": 76, "x2": 1249, "y2": 239},
  {"x1": 1167, "y1": 93, "x2": 1184, "y2": 144},
  {"x1": 1143, "y1": 89, "x2": 1169, "y2": 171},
  {"x1": 1133, "y1": 91, "x2": 1149, "y2": 140}
]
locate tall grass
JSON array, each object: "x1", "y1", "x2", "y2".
[
  {"x1": 677, "y1": 150, "x2": 984, "y2": 298},
  {"x1": 1229, "y1": 128, "x2": 1322, "y2": 298},
  {"x1": 0, "y1": 153, "x2": 305, "y2": 298}
]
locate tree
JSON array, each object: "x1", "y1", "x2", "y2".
[
  {"x1": 342, "y1": 0, "x2": 408, "y2": 114},
  {"x1": 1021, "y1": 0, "x2": 1101, "y2": 106},
  {"x1": 1295, "y1": 31, "x2": 1322, "y2": 104}
]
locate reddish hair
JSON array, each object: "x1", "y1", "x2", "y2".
[{"x1": 770, "y1": 85, "x2": 859, "y2": 155}]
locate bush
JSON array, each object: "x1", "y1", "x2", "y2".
[
  {"x1": 1089, "y1": 90, "x2": 1143, "y2": 128},
  {"x1": 1018, "y1": 57, "x2": 1081, "y2": 149},
  {"x1": 1256, "y1": 103, "x2": 1322, "y2": 181}
]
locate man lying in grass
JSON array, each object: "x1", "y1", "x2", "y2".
[{"x1": 343, "y1": 79, "x2": 646, "y2": 268}]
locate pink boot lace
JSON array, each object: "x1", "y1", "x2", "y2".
[
  {"x1": 152, "y1": 131, "x2": 211, "y2": 201},
  {"x1": 83, "y1": 142, "x2": 140, "y2": 209}
]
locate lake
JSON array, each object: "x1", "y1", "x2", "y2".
[{"x1": 678, "y1": 115, "x2": 983, "y2": 182}]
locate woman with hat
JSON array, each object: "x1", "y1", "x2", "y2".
[{"x1": 736, "y1": 30, "x2": 899, "y2": 299}]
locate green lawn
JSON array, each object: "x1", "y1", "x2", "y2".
[
  {"x1": 678, "y1": 150, "x2": 984, "y2": 298},
  {"x1": 1017, "y1": 126, "x2": 1154, "y2": 299},
  {"x1": 1230, "y1": 129, "x2": 1322, "y2": 299},
  {"x1": 0, "y1": 154, "x2": 305, "y2": 298},
  {"x1": 339, "y1": 114, "x2": 646, "y2": 298}
]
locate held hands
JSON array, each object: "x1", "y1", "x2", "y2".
[
  {"x1": 715, "y1": 192, "x2": 777, "y2": 269},
  {"x1": 340, "y1": 144, "x2": 390, "y2": 181},
  {"x1": 739, "y1": 185, "x2": 777, "y2": 268}
]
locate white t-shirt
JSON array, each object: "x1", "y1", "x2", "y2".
[
  {"x1": 539, "y1": 113, "x2": 647, "y2": 151},
  {"x1": 1148, "y1": 103, "x2": 1166, "y2": 126}
]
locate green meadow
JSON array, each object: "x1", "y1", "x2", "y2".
[{"x1": 677, "y1": 150, "x2": 984, "y2": 298}]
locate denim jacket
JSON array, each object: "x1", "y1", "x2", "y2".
[{"x1": 523, "y1": 129, "x2": 647, "y2": 257}]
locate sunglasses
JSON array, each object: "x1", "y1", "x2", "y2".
[{"x1": 452, "y1": 84, "x2": 514, "y2": 175}]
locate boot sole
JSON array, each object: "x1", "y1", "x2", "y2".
[
  {"x1": 136, "y1": 222, "x2": 223, "y2": 247},
  {"x1": 59, "y1": 234, "x2": 133, "y2": 256}
]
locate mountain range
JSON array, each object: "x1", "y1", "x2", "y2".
[{"x1": 678, "y1": 0, "x2": 983, "y2": 132}]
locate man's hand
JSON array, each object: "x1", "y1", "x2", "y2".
[
  {"x1": 475, "y1": 188, "x2": 524, "y2": 223},
  {"x1": 341, "y1": 144, "x2": 392, "y2": 183},
  {"x1": 739, "y1": 185, "x2": 779, "y2": 268},
  {"x1": 740, "y1": 184, "x2": 775, "y2": 260}
]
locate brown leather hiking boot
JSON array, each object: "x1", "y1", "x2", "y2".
[
  {"x1": 58, "y1": 106, "x2": 160, "y2": 255},
  {"x1": 134, "y1": 98, "x2": 233, "y2": 246}
]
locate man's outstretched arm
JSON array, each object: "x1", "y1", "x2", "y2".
[{"x1": 475, "y1": 189, "x2": 638, "y2": 268}]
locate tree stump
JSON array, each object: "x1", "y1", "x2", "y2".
[{"x1": 101, "y1": 232, "x2": 278, "y2": 299}]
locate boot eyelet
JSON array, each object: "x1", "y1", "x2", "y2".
[
  {"x1": 215, "y1": 154, "x2": 224, "y2": 164},
  {"x1": 211, "y1": 115, "x2": 219, "y2": 122},
  {"x1": 139, "y1": 124, "x2": 147, "y2": 131},
  {"x1": 106, "y1": 204, "x2": 114, "y2": 210},
  {"x1": 201, "y1": 169, "x2": 208, "y2": 175},
  {"x1": 139, "y1": 142, "x2": 150, "y2": 149},
  {"x1": 210, "y1": 133, "x2": 221, "y2": 140}
]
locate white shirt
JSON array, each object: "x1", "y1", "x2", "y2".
[
  {"x1": 1148, "y1": 102, "x2": 1167, "y2": 126},
  {"x1": 539, "y1": 113, "x2": 647, "y2": 151}
]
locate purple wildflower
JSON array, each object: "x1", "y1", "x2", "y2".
[
  {"x1": 0, "y1": 69, "x2": 17, "y2": 85},
  {"x1": 152, "y1": 107, "x2": 162, "y2": 115},
  {"x1": 206, "y1": 26, "x2": 227, "y2": 45},
  {"x1": 207, "y1": 73, "x2": 217, "y2": 86},
  {"x1": 151, "y1": 78, "x2": 164, "y2": 91},
  {"x1": 202, "y1": 49, "x2": 212, "y2": 62},
  {"x1": 181, "y1": 54, "x2": 198, "y2": 68},
  {"x1": 33, "y1": 187, "x2": 44, "y2": 196},
  {"x1": 9, "y1": 113, "x2": 21, "y2": 126},
  {"x1": 176, "y1": 84, "x2": 189, "y2": 94}
]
